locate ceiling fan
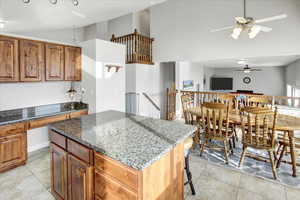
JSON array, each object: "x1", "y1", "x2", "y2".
[
  {"x1": 210, "y1": 0, "x2": 287, "y2": 39},
  {"x1": 235, "y1": 64, "x2": 262, "y2": 73}
]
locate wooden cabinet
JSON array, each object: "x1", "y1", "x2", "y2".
[
  {"x1": 95, "y1": 170, "x2": 137, "y2": 200},
  {"x1": 0, "y1": 34, "x2": 82, "y2": 83},
  {"x1": 67, "y1": 154, "x2": 93, "y2": 200},
  {"x1": 50, "y1": 143, "x2": 68, "y2": 200},
  {"x1": 0, "y1": 123, "x2": 26, "y2": 172},
  {"x1": 29, "y1": 114, "x2": 69, "y2": 130},
  {"x1": 65, "y1": 46, "x2": 81, "y2": 81},
  {"x1": 19, "y1": 39, "x2": 44, "y2": 82},
  {"x1": 0, "y1": 36, "x2": 19, "y2": 82},
  {"x1": 45, "y1": 43, "x2": 64, "y2": 81}
]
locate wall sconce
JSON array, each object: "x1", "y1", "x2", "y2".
[{"x1": 105, "y1": 65, "x2": 123, "y2": 73}]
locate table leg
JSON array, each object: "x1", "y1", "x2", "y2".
[{"x1": 288, "y1": 130, "x2": 297, "y2": 177}]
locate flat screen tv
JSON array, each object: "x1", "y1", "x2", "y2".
[{"x1": 211, "y1": 77, "x2": 233, "y2": 90}]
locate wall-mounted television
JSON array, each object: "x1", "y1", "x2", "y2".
[{"x1": 211, "y1": 77, "x2": 233, "y2": 90}]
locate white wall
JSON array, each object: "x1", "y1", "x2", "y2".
[
  {"x1": 150, "y1": 0, "x2": 300, "y2": 62},
  {"x1": 176, "y1": 62, "x2": 204, "y2": 91},
  {"x1": 126, "y1": 64, "x2": 160, "y2": 118},
  {"x1": 286, "y1": 59, "x2": 300, "y2": 88},
  {"x1": 13, "y1": 27, "x2": 85, "y2": 45},
  {"x1": 206, "y1": 66, "x2": 286, "y2": 96},
  {"x1": 80, "y1": 39, "x2": 126, "y2": 114}
]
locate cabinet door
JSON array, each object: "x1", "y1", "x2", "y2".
[
  {"x1": 20, "y1": 40, "x2": 44, "y2": 82},
  {"x1": 0, "y1": 36, "x2": 19, "y2": 82},
  {"x1": 50, "y1": 143, "x2": 68, "y2": 200},
  {"x1": 0, "y1": 132, "x2": 27, "y2": 172},
  {"x1": 46, "y1": 44, "x2": 64, "y2": 81},
  {"x1": 67, "y1": 154, "x2": 93, "y2": 200},
  {"x1": 65, "y1": 46, "x2": 81, "y2": 81}
]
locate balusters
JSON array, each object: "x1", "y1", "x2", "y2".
[{"x1": 110, "y1": 30, "x2": 154, "y2": 64}]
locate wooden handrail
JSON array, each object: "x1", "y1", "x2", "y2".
[
  {"x1": 111, "y1": 29, "x2": 154, "y2": 65},
  {"x1": 179, "y1": 90, "x2": 300, "y2": 108}
]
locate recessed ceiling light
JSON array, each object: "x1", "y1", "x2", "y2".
[{"x1": 23, "y1": 0, "x2": 30, "y2": 3}]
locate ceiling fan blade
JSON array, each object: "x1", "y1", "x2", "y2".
[
  {"x1": 210, "y1": 26, "x2": 234, "y2": 33},
  {"x1": 257, "y1": 25, "x2": 272, "y2": 32},
  {"x1": 235, "y1": 69, "x2": 245, "y2": 71},
  {"x1": 255, "y1": 14, "x2": 287, "y2": 24},
  {"x1": 250, "y1": 69, "x2": 262, "y2": 71}
]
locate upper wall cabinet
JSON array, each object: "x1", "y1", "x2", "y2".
[
  {"x1": 46, "y1": 44, "x2": 64, "y2": 81},
  {"x1": 65, "y1": 46, "x2": 81, "y2": 81},
  {"x1": 0, "y1": 36, "x2": 19, "y2": 82},
  {"x1": 20, "y1": 40, "x2": 44, "y2": 82}
]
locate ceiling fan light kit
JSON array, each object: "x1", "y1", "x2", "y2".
[{"x1": 211, "y1": 0, "x2": 287, "y2": 40}]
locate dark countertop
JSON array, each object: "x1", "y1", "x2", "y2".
[
  {"x1": 0, "y1": 102, "x2": 88, "y2": 126},
  {"x1": 50, "y1": 110, "x2": 196, "y2": 170}
]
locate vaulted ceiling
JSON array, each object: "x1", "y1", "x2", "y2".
[{"x1": 0, "y1": 0, "x2": 164, "y2": 32}]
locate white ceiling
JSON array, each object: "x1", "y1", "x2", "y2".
[
  {"x1": 0, "y1": 0, "x2": 165, "y2": 32},
  {"x1": 200, "y1": 55, "x2": 300, "y2": 68}
]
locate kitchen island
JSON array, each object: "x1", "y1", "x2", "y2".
[{"x1": 49, "y1": 110, "x2": 196, "y2": 200}]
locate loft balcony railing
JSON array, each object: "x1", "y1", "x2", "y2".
[{"x1": 111, "y1": 29, "x2": 154, "y2": 65}]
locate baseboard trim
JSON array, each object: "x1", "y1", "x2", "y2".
[{"x1": 28, "y1": 142, "x2": 50, "y2": 153}]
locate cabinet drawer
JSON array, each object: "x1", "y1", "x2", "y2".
[
  {"x1": 0, "y1": 123, "x2": 25, "y2": 137},
  {"x1": 67, "y1": 139, "x2": 93, "y2": 164},
  {"x1": 94, "y1": 152, "x2": 138, "y2": 190},
  {"x1": 49, "y1": 130, "x2": 66, "y2": 149},
  {"x1": 69, "y1": 110, "x2": 88, "y2": 119},
  {"x1": 95, "y1": 170, "x2": 137, "y2": 200},
  {"x1": 29, "y1": 114, "x2": 68, "y2": 129}
]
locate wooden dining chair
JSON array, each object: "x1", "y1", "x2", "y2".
[
  {"x1": 218, "y1": 94, "x2": 236, "y2": 110},
  {"x1": 199, "y1": 102, "x2": 234, "y2": 164},
  {"x1": 239, "y1": 108, "x2": 278, "y2": 179},
  {"x1": 218, "y1": 94, "x2": 239, "y2": 147},
  {"x1": 181, "y1": 94, "x2": 195, "y2": 125},
  {"x1": 247, "y1": 96, "x2": 272, "y2": 108},
  {"x1": 181, "y1": 94, "x2": 201, "y2": 150},
  {"x1": 276, "y1": 131, "x2": 300, "y2": 173}
]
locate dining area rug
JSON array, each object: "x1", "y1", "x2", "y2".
[{"x1": 191, "y1": 133, "x2": 300, "y2": 188}]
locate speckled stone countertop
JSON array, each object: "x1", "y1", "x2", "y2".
[
  {"x1": 50, "y1": 110, "x2": 196, "y2": 170},
  {"x1": 0, "y1": 102, "x2": 88, "y2": 126}
]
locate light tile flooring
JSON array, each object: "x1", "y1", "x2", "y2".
[{"x1": 0, "y1": 148, "x2": 299, "y2": 200}]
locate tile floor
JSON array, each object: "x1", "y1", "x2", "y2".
[{"x1": 0, "y1": 147, "x2": 299, "y2": 200}]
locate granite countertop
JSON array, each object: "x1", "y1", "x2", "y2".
[
  {"x1": 0, "y1": 102, "x2": 88, "y2": 126},
  {"x1": 50, "y1": 110, "x2": 196, "y2": 170}
]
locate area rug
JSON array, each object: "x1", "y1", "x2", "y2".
[{"x1": 190, "y1": 135, "x2": 300, "y2": 188}]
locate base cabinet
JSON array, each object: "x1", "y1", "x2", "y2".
[
  {"x1": 0, "y1": 123, "x2": 26, "y2": 172},
  {"x1": 50, "y1": 143, "x2": 68, "y2": 200},
  {"x1": 50, "y1": 130, "x2": 185, "y2": 200},
  {"x1": 67, "y1": 154, "x2": 93, "y2": 200}
]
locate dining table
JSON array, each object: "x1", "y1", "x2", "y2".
[{"x1": 188, "y1": 106, "x2": 300, "y2": 177}]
